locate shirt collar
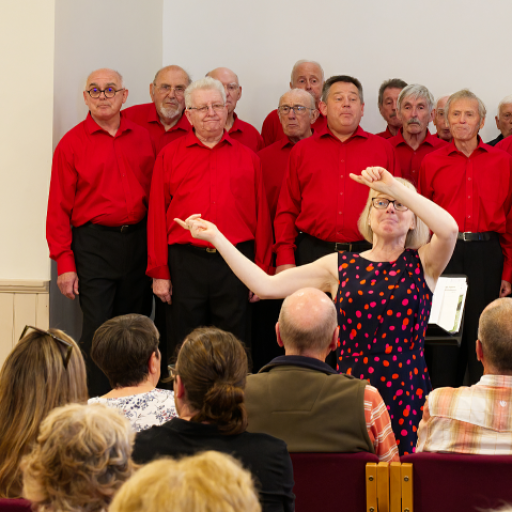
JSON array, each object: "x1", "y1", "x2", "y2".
[
  {"x1": 318, "y1": 123, "x2": 368, "y2": 142},
  {"x1": 258, "y1": 355, "x2": 339, "y2": 375},
  {"x1": 184, "y1": 128, "x2": 233, "y2": 148},
  {"x1": 85, "y1": 111, "x2": 131, "y2": 136},
  {"x1": 165, "y1": 417, "x2": 221, "y2": 434},
  {"x1": 446, "y1": 135, "x2": 488, "y2": 156},
  {"x1": 229, "y1": 112, "x2": 243, "y2": 134},
  {"x1": 477, "y1": 374, "x2": 512, "y2": 388},
  {"x1": 395, "y1": 128, "x2": 436, "y2": 148},
  {"x1": 148, "y1": 105, "x2": 190, "y2": 132}
]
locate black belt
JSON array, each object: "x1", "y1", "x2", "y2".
[
  {"x1": 187, "y1": 240, "x2": 254, "y2": 255},
  {"x1": 457, "y1": 231, "x2": 498, "y2": 242},
  {"x1": 302, "y1": 232, "x2": 372, "y2": 252},
  {"x1": 82, "y1": 219, "x2": 146, "y2": 234}
]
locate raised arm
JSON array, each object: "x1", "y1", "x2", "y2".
[{"x1": 174, "y1": 215, "x2": 339, "y2": 299}]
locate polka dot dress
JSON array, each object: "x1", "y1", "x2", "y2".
[{"x1": 336, "y1": 249, "x2": 432, "y2": 455}]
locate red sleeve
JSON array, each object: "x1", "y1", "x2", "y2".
[
  {"x1": 253, "y1": 156, "x2": 273, "y2": 274},
  {"x1": 499, "y1": 159, "x2": 512, "y2": 283},
  {"x1": 261, "y1": 111, "x2": 278, "y2": 147}
]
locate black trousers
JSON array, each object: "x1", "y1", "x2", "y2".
[
  {"x1": 167, "y1": 243, "x2": 254, "y2": 360},
  {"x1": 425, "y1": 238, "x2": 503, "y2": 388},
  {"x1": 73, "y1": 223, "x2": 152, "y2": 397}
]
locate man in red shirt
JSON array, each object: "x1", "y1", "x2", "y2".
[
  {"x1": 274, "y1": 75, "x2": 401, "y2": 273},
  {"x1": 389, "y1": 84, "x2": 447, "y2": 186},
  {"x1": 419, "y1": 89, "x2": 512, "y2": 387},
  {"x1": 261, "y1": 60, "x2": 327, "y2": 147},
  {"x1": 432, "y1": 95, "x2": 452, "y2": 142},
  {"x1": 497, "y1": 134, "x2": 512, "y2": 156},
  {"x1": 376, "y1": 78, "x2": 407, "y2": 139},
  {"x1": 123, "y1": 65, "x2": 191, "y2": 154},
  {"x1": 46, "y1": 68, "x2": 155, "y2": 396},
  {"x1": 148, "y1": 77, "x2": 272, "y2": 354},
  {"x1": 206, "y1": 67, "x2": 263, "y2": 153}
]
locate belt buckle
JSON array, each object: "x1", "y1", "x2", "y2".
[
  {"x1": 205, "y1": 247, "x2": 217, "y2": 254},
  {"x1": 463, "y1": 231, "x2": 472, "y2": 242},
  {"x1": 120, "y1": 225, "x2": 130, "y2": 233}
]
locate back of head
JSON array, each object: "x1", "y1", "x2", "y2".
[
  {"x1": 0, "y1": 328, "x2": 87, "y2": 498},
  {"x1": 21, "y1": 403, "x2": 135, "y2": 512},
  {"x1": 91, "y1": 314, "x2": 160, "y2": 389},
  {"x1": 177, "y1": 327, "x2": 248, "y2": 435},
  {"x1": 109, "y1": 451, "x2": 261, "y2": 512}
]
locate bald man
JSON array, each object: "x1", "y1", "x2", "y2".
[
  {"x1": 245, "y1": 288, "x2": 399, "y2": 461},
  {"x1": 47, "y1": 68, "x2": 155, "y2": 397},
  {"x1": 206, "y1": 67, "x2": 263, "y2": 153},
  {"x1": 123, "y1": 65, "x2": 192, "y2": 153},
  {"x1": 432, "y1": 95, "x2": 452, "y2": 142}
]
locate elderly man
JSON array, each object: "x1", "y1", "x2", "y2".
[
  {"x1": 274, "y1": 75, "x2": 401, "y2": 271},
  {"x1": 47, "y1": 69, "x2": 155, "y2": 396},
  {"x1": 432, "y1": 95, "x2": 452, "y2": 142},
  {"x1": 376, "y1": 78, "x2": 408, "y2": 138},
  {"x1": 487, "y1": 94, "x2": 512, "y2": 146},
  {"x1": 245, "y1": 288, "x2": 399, "y2": 461},
  {"x1": 261, "y1": 60, "x2": 327, "y2": 147},
  {"x1": 123, "y1": 65, "x2": 191, "y2": 153},
  {"x1": 417, "y1": 298, "x2": 512, "y2": 454},
  {"x1": 419, "y1": 89, "x2": 512, "y2": 388},
  {"x1": 206, "y1": 67, "x2": 263, "y2": 153},
  {"x1": 147, "y1": 77, "x2": 272, "y2": 354},
  {"x1": 389, "y1": 84, "x2": 447, "y2": 186}
]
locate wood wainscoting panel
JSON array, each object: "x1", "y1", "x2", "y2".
[{"x1": 0, "y1": 293, "x2": 15, "y2": 366}]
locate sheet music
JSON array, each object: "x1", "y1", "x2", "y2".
[{"x1": 429, "y1": 277, "x2": 468, "y2": 333}]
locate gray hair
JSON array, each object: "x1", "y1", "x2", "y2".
[
  {"x1": 378, "y1": 78, "x2": 407, "y2": 107},
  {"x1": 184, "y1": 77, "x2": 226, "y2": 109},
  {"x1": 498, "y1": 94, "x2": 512, "y2": 116},
  {"x1": 445, "y1": 89, "x2": 487, "y2": 125},
  {"x1": 279, "y1": 88, "x2": 315, "y2": 110},
  {"x1": 290, "y1": 60, "x2": 325, "y2": 84},
  {"x1": 397, "y1": 84, "x2": 434, "y2": 113},
  {"x1": 153, "y1": 65, "x2": 191, "y2": 86}
]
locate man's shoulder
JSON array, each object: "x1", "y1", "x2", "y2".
[
  {"x1": 235, "y1": 116, "x2": 261, "y2": 134},
  {"x1": 55, "y1": 119, "x2": 89, "y2": 151},
  {"x1": 264, "y1": 108, "x2": 279, "y2": 122},
  {"x1": 227, "y1": 135, "x2": 261, "y2": 164},
  {"x1": 123, "y1": 103, "x2": 153, "y2": 118}
]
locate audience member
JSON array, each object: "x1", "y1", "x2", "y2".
[
  {"x1": 389, "y1": 84, "x2": 447, "y2": 186},
  {"x1": 206, "y1": 67, "x2": 263, "y2": 152},
  {"x1": 376, "y1": 78, "x2": 408, "y2": 138},
  {"x1": 0, "y1": 327, "x2": 87, "y2": 498},
  {"x1": 487, "y1": 94, "x2": 512, "y2": 146},
  {"x1": 110, "y1": 451, "x2": 261, "y2": 512},
  {"x1": 88, "y1": 314, "x2": 177, "y2": 432},
  {"x1": 261, "y1": 60, "x2": 327, "y2": 146},
  {"x1": 245, "y1": 288, "x2": 399, "y2": 461},
  {"x1": 432, "y1": 95, "x2": 452, "y2": 142},
  {"x1": 419, "y1": 89, "x2": 512, "y2": 388},
  {"x1": 21, "y1": 403, "x2": 135, "y2": 512},
  {"x1": 132, "y1": 327, "x2": 295, "y2": 512},
  {"x1": 417, "y1": 298, "x2": 512, "y2": 454}
]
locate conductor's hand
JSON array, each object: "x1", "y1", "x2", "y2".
[
  {"x1": 349, "y1": 167, "x2": 395, "y2": 194},
  {"x1": 500, "y1": 280, "x2": 511, "y2": 297},
  {"x1": 153, "y1": 278, "x2": 172, "y2": 304},
  {"x1": 248, "y1": 291, "x2": 261, "y2": 303},
  {"x1": 174, "y1": 214, "x2": 219, "y2": 244},
  {"x1": 57, "y1": 271, "x2": 79, "y2": 300}
]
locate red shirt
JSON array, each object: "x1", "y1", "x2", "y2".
[
  {"x1": 389, "y1": 129, "x2": 448, "y2": 187},
  {"x1": 418, "y1": 139, "x2": 512, "y2": 282},
  {"x1": 228, "y1": 113, "x2": 264, "y2": 153},
  {"x1": 122, "y1": 102, "x2": 190, "y2": 154},
  {"x1": 497, "y1": 136, "x2": 512, "y2": 157},
  {"x1": 375, "y1": 126, "x2": 394, "y2": 139},
  {"x1": 274, "y1": 125, "x2": 402, "y2": 266},
  {"x1": 261, "y1": 108, "x2": 327, "y2": 147},
  {"x1": 147, "y1": 130, "x2": 273, "y2": 279},
  {"x1": 46, "y1": 113, "x2": 156, "y2": 275}
]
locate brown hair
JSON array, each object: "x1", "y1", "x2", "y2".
[
  {"x1": 0, "y1": 328, "x2": 87, "y2": 498},
  {"x1": 378, "y1": 78, "x2": 407, "y2": 107},
  {"x1": 91, "y1": 314, "x2": 160, "y2": 388},
  {"x1": 177, "y1": 327, "x2": 248, "y2": 435}
]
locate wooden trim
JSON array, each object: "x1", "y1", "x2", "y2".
[{"x1": 0, "y1": 279, "x2": 49, "y2": 294}]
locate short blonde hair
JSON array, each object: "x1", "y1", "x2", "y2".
[
  {"x1": 109, "y1": 451, "x2": 261, "y2": 512},
  {"x1": 357, "y1": 178, "x2": 430, "y2": 249},
  {"x1": 21, "y1": 403, "x2": 135, "y2": 512}
]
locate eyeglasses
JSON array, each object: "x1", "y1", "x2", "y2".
[
  {"x1": 371, "y1": 198, "x2": 408, "y2": 212},
  {"x1": 86, "y1": 87, "x2": 125, "y2": 99},
  {"x1": 187, "y1": 104, "x2": 226, "y2": 113},
  {"x1": 155, "y1": 84, "x2": 186, "y2": 96},
  {"x1": 20, "y1": 325, "x2": 74, "y2": 369},
  {"x1": 278, "y1": 105, "x2": 314, "y2": 115}
]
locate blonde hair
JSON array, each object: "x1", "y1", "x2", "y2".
[
  {"x1": 0, "y1": 328, "x2": 87, "y2": 498},
  {"x1": 110, "y1": 451, "x2": 261, "y2": 512},
  {"x1": 21, "y1": 403, "x2": 135, "y2": 512},
  {"x1": 357, "y1": 178, "x2": 430, "y2": 249}
]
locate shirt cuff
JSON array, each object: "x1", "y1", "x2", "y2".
[
  {"x1": 57, "y1": 254, "x2": 76, "y2": 275},
  {"x1": 275, "y1": 248, "x2": 296, "y2": 267},
  {"x1": 147, "y1": 265, "x2": 170, "y2": 280}
]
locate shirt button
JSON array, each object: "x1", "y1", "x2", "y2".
[
  {"x1": 339, "y1": 211, "x2": 342, "y2": 214},
  {"x1": 340, "y1": 159, "x2": 344, "y2": 163},
  {"x1": 340, "y1": 192, "x2": 343, "y2": 195},
  {"x1": 468, "y1": 196, "x2": 471, "y2": 199},
  {"x1": 468, "y1": 215, "x2": 471, "y2": 218},
  {"x1": 468, "y1": 177, "x2": 472, "y2": 181}
]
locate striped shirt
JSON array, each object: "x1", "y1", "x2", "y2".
[{"x1": 416, "y1": 375, "x2": 512, "y2": 454}]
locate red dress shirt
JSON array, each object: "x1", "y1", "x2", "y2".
[
  {"x1": 497, "y1": 136, "x2": 512, "y2": 157},
  {"x1": 147, "y1": 130, "x2": 273, "y2": 280},
  {"x1": 375, "y1": 126, "x2": 394, "y2": 139},
  {"x1": 389, "y1": 129, "x2": 448, "y2": 187},
  {"x1": 418, "y1": 139, "x2": 512, "y2": 282},
  {"x1": 228, "y1": 113, "x2": 264, "y2": 153},
  {"x1": 46, "y1": 113, "x2": 156, "y2": 275},
  {"x1": 274, "y1": 125, "x2": 401, "y2": 266},
  {"x1": 122, "y1": 102, "x2": 190, "y2": 154},
  {"x1": 261, "y1": 108, "x2": 327, "y2": 147}
]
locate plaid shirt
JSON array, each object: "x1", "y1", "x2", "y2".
[{"x1": 416, "y1": 375, "x2": 512, "y2": 454}]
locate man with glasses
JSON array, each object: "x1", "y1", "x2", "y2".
[
  {"x1": 206, "y1": 67, "x2": 263, "y2": 153},
  {"x1": 147, "y1": 77, "x2": 272, "y2": 357},
  {"x1": 46, "y1": 68, "x2": 155, "y2": 397},
  {"x1": 123, "y1": 65, "x2": 191, "y2": 154}
]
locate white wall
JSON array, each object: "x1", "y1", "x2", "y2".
[{"x1": 163, "y1": 0, "x2": 512, "y2": 142}]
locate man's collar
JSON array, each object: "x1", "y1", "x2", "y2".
[
  {"x1": 477, "y1": 374, "x2": 512, "y2": 388},
  {"x1": 395, "y1": 127, "x2": 435, "y2": 148},
  {"x1": 184, "y1": 128, "x2": 233, "y2": 148},
  {"x1": 85, "y1": 111, "x2": 130, "y2": 136},
  {"x1": 258, "y1": 355, "x2": 339, "y2": 375},
  {"x1": 149, "y1": 104, "x2": 189, "y2": 132},
  {"x1": 229, "y1": 112, "x2": 243, "y2": 134},
  {"x1": 447, "y1": 135, "x2": 488, "y2": 156},
  {"x1": 319, "y1": 124, "x2": 368, "y2": 142}
]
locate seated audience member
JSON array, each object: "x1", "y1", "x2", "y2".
[
  {"x1": 376, "y1": 78, "x2": 408, "y2": 138},
  {"x1": 21, "y1": 403, "x2": 135, "y2": 512},
  {"x1": 89, "y1": 314, "x2": 177, "y2": 432},
  {"x1": 245, "y1": 288, "x2": 399, "y2": 462},
  {"x1": 0, "y1": 326, "x2": 87, "y2": 498},
  {"x1": 487, "y1": 94, "x2": 512, "y2": 146},
  {"x1": 417, "y1": 298, "x2": 512, "y2": 454},
  {"x1": 432, "y1": 95, "x2": 452, "y2": 142},
  {"x1": 133, "y1": 327, "x2": 295, "y2": 512},
  {"x1": 206, "y1": 67, "x2": 263, "y2": 153},
  {"x1": 110, "y1": 451, "x2": 261, "y2": 512}
]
